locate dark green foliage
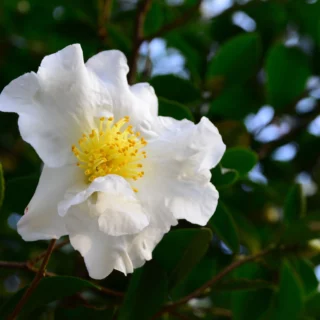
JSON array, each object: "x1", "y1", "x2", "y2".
[
  {"x1": 210, "y1": 202, "x2": 239, "y2": 253},
  {"x1": 221, "y1": 147, "x2": 258, "y2": 176},
  {"x1": 158, "y1": 97, "x2": 194, "y2": 121},
  {"x1": 0, "y1": 163, "x2": 4, "y2": 210},
  {"x1": 118, "y1": 261, "x2": 168, "y2": 320},
  {"x1": 266, "y1": 45, "x2": 311, "y2": 110},
  {"x1": 153, "y1": 228, "x2": 212, "y2": 290},
  {"x1": 0, "y1": 1, "x2": 320, "y2": 319},
  {"x1": 0, "y1": 277, "x2": 100, "y2": 318}
]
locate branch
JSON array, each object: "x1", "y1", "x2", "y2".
[
  {"x1": 128, "y1": 0, "x2": 202, "y2": 84},
  {"x1": 7, "y1": 239, "x2": 57, "y2": 320},
  {"x1": 98, "y1": 0, "x2": 113, "y2": 48},
  {"x1": 31, "y1": 239, "x2": 70, "y2": 264},
  {"x1": 0, "y1": 258, "x2": 124, "y2": 299},
  {"x1": 127, "y1": 0, "x2": 153, "y2": 84},
  {"x1": 144, "y1": 0, "x2": 202, "y2": 41},
  {"x1": 0, "y1": 261, "x2": 29, "y2": 270},
  {"x1": 154, "y1": 247, "x2": 274, "y2": 318}
]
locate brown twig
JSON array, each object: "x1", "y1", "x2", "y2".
[
  {"x1": 127, "y1": 0, "x2": 153, "y2": 84},
  {"x1": 154, "y1": 247, "x2": 274, "y2": 318},
  {"x1": 31, "y1": 239, "x2": 70, "y2": 264},
  {"x1": 98, "y1": 0, "x2": 113, "y2": 48},
  {"x1": 7, "y1": 239, "x2": 57, "y2": 320},
  {"x1": 0, "y1": 258, "x2": 124, "y2": 298},
  {"x1": 128, "y1": 0, "x2": 202, "y2": 84},
  {"x1": 144, "y1": 0, "x2": 202, "y2": 41},
  {"x1": 0, "y1": 261, "x2": 29, "y2": 270}
]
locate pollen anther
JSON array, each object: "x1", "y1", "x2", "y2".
[{"x1": 72, "y1": 116, "x2": 147, "y2": 183}]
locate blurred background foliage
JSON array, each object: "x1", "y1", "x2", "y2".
[{"x1": 1, "y1": 0, "x2": 320, "y2": 319}]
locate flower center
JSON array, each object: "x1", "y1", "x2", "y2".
[{"x1": 72, "y1": 116, "x2": 147, "y2": 189}]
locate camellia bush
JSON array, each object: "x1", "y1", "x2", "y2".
[{"x1": 1, "y1": 0, "x2": 320, "y2": 319}]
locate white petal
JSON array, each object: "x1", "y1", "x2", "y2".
[
  {"x1": 17, "y1": 165, "x2": 82, "y2": 241},
  {"x1": 85, "y1": 50, "x2": 129, "y2": 86},
  {"x1": 130, "y1": 83, "x2": 158, "y2": 118},
  {"x1": 135, "y1": 116, "x2": 225, "y2": 226},
  {"x1": 86, "y1": 50, "x2": 157, "y2": 126},
  {"x1": 0, "y1": 44, "x2": 112, "y2": 167},
  {"x1": 58, "y1": 174, "x2": 149, "y2": 236},
  {"x1": 65, "y1": 206, "x2": 165, "y2": 279}
]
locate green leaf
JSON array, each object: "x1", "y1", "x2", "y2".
[
  {"x1": 211, "y1": 165, "x2": 239, "y2": 189},
  {"x1": 144, "y1": 1, "x2": 164, "y2": 36},
  {"x1": 243, "y1": 2, "x2": 287, "y2": 44},
  {"x1": 291, "y1": 258, "x2": 318, "y2": 296},
  {"x1": 275, "y1": 261, "x2": 304, "y2": 320},
  {"x1": 153, "y1": 228, "x2": 212, "y2": 289},
  {"x1": 232, "y1": 212, "x2": 261, "y2": 254},
  {"x1": 284, "y1": 184, "x2": 306, "y2": 223},
  {"x1": 281, "y1": 212, "x2": 320, "y2": 244},
  {"x1": 158, "y1": 97, "x2": 193, "y2": 121},
  {"x1": 305, "y1": 292, "x2": 320, "y2": 317},
  {"x1": 215, "y1": 279, "x2": 274, "y2": 291},
  {"x1": 231, "y1": 262, "x2": 273, "y2": 320},
  {"x1": 55, "y1": 306, "x2": 115, "y2": 320},
  {"x1": 221, "y1": 147, "x2": 258, "y2": 176},
  {"x1": 210, "y1": 202, "x2": 240, "y2": 253},
  {"x1": 0, "y1": 276, "x2": 100, "y2": 318},
  {"x1": 150, "y1": 75, "x2": 201, "y2": 104},
  {"x1": 206, "y1": 33, "x2": 261, "y2": 89},
  {"x1": 288, "y1": 0, "x2": 320, "y2": 42},
  {"x1": 266, "y1": 45, "x2": 311, "y2": 110},
  {"x1": 118, "y1": 260, "x2": 168, "y2": 320},
  {"x1": 0, "y1": 163, "x2": 4, "y2": 210},
  {"x1": 208, "y1": 85, "x2": 259, "y2": 120},
  {"x1": 2, "y1": 174, "x2": 39, "y2": 214}
]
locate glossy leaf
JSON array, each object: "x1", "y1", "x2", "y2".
[
  {"x1": 231, "y1": 262, "x2": 273, "y2": 320},
  {"x1": 158, "y1": 97, "x2": 193, "y2": 121},
  {"x1": 284, "y1": 184, "x2": 306, "y2": 223},
  {"x1": 266, "y1": 45, "x2": 311, "y2": 110},
  {"x1": 211, "y1": 164, "x2": 239, "y2": 189},
  {"x1": 207, "y1": 33, "x2": 261, "y2": 89},
  {"x1": 209, "y1": 85, "x2": 259, "y2": 120},
  {"x1": 275, "y1": 261, "x2": 304, "y2": 320},
  {"x1": 210, "y1": 202, "x2": 240, "y2": 253},
  {"x1": 150, "y1": 74, "x2": 201, "y2": 104},
  {"x1": 305, "y1": 292, "x2": 320, "y2": 317},
  {"x1": 291, "y1": 258, "x2": 318, "y2": 296},
  {"x1": 154, "y1": 228, "x2": 212, "y2": 289},
  {"x1": 221, "y1": 148, "x2": 258, "y2": 176},
  {"x1": 118, "y1": 260, "x2": 168, "y2": 320}
]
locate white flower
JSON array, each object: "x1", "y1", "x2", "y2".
[{"x1": 0, "y1": 44, "x2": 226, "y2": 279}]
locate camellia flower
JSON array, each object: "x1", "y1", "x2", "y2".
[{"x1": 0, "y1": 44, "x2": 226, "y2": 279}]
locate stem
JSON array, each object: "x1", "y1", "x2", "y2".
[
  {"x1": 0, "y1": 258, "x2": 124, "y2": 298},
  {"x1": 31, "y1": 239, "x2": 70, "y2": 265},
  {"x1": 154, "y1": 248, "x2": 274, "y2": 318},
  {"x1": 7, "y1": 239, "x2": 57, "y2": 320},
  {"x1": 0, "y1": 261, "x2": 28, "y2": 269},
  {"x1": 98, "y1": 0, "x2": 113, "y2": 48},
  {"x1": 127, "y1": 0, "x2": 153, "y2": 84}
]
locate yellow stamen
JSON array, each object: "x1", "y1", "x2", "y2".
[{"x1": 72, "y1": 116, "x2": 147, "y2": 183}]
